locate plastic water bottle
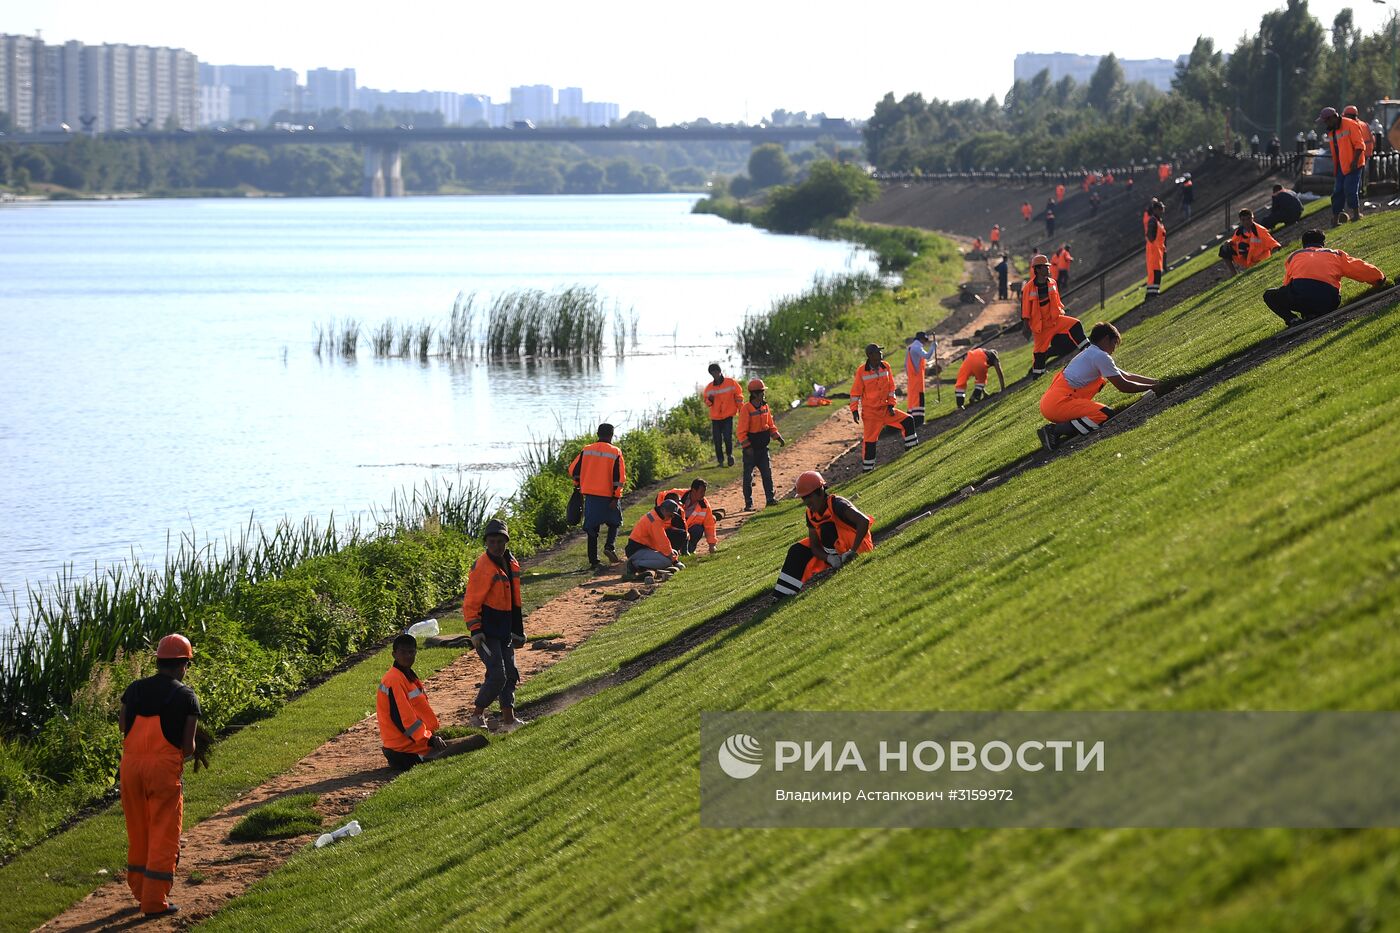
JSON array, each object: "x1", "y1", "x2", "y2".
[
  {"x1": 406, "y1": 619, "x2": 439, "y2": 639},
  {"x1": 315, "y1": 820, "x2": 362, "y2": 848}
]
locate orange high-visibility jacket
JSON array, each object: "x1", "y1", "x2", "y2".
[
  {"x1": 990, "y1": 225, "x2": 1001, "y2": 243},
  {"x1": 1145, "y1": 216, "x2": 1166, "y2": 254},
  {"x1": 1283, "y1": 247, "x2": 1385, "y2": 290},
  {"x1": 1356, "y1": 119, "x2": 1376, "y2": 160},
  {"x1": 656, "y1": 488, "x2": 686, "y2": 508},
  {"x1": 701, "y1": 377, "x2": 743, "y2": 420},
  {"x1": 1052, "y1": 248, "x2": 1073, "y2": 273},
  {"x1": 1328, "y1": 116, "x2": 1370, "y2": 172},
  {"x1": 805, "y1": 495, "x2": 875, "y2": 555},
  {"x1": 1021, "y1": 202, "x2": 1032, "y2": 220},
  {"x1": 461, "y1": 550, "x2": 522, "y2": 635},
  {"x1": 1228, "y1": 222, "x2": 1280, "y2": 268},
  {"x1": 682, "y1": 491, "x2": 717, "y2": 544},
  {"x1": 1055, "y1": 184, "x2": 1065, "y2": 202},
  {"x1": 628, "y1": 508, "x2": 676, "y2": 555},
  {"x1": 973, "y1": 237, "x2": 985, "y2": 251},
  {"x1": 569, "y1": 441, "x2": 626, "y2": 498},
  {"x1": 377, "y1": 665, "x2": 439, "y2": 756},
  {"x1": 849, "y1": 361, "x2": 898, "y2": 413},
  {"x1": 1021, "y1": 277, "x2": 1066, "y2": 335},
  {"x1": 737, "y1": 400, "x2": 782, "y2": 446}
]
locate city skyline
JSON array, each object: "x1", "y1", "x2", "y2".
[{"x1": 3, "y1": 0, "x2": 1396, "y2": 125}]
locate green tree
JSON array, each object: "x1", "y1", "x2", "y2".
[
  {"x1": 616, "y1": 110, "x2": 657, "y2": 128},
  {"x1": 747, "y1": 143, "x2": 794, "y2": 189},
  {"x1": 604, "y1": 158, "x2": 645, "y2": 192},
  {"x1": 1173, "y1": 37, "x2": 1227, "y2": 111},
  {"x1": 763, "y1": 160, "x2": 878, "y2": 233},
  {"x1": 565, "y1": 160, "x2": 606, "y2": 193},
  {"x1": 1087, "y1": 54, "x2": 1127, "y2": 115},
  {"x1": 667, "y1": 165, "x2": 707, "y2": 188}
]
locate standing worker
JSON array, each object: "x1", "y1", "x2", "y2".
[
  {"x1": 1037, "y1": 322, "x2": 1159, "y2": 450},
  {"x1": 464, "y1": 518, "x2": 528, "y2": 732},
  {"x1": 1180, "y1": 173, "x2": 1194, "y2": 220},
  {"x1": 569, "y1": 423, "x2": 626, "y2": 572},
  {"x1": 624, "y1": 498, "x2": 684, "y2": 577},
  {"x1": 904, "y1": 331, "x2": 937, "y2": 426},
  {"x1": 954, "y1": 347, "x2": 1006, "y2": 408},
  {"x1": 1022, "y1": 254, "x2": 1089, "y2": 378},
  {"x1": 701, "y1": 363, "x2": 743, "y2": 467},
  {"x1": 737, "y1": 378, "x2": 785, "y2": 510},
  {"x1": 380, "y1": 634, "x2": 489, "y2": 764},
  {"x1": 851, "y1": 343, "x2": 920, "y2": 473},
  {"x1": 1044, "y1": 205, "x2": 1056, "y2": 238},
  {"x1": 1219, "y1": 209, "x2": 1281, "y2": 276},
  {"x1": 1144, "y1": 198, "x2": 1166, "y2": 300},
  {"x1": 1055, "y1": 182, "x2": 1065, "y2": 203},
  {"x1": 1319, "y1": 106, "x2": 1368, "y2": 224},
  {"x1": 1262, "y1": 229, "x2": 1387, "y2": 327},
  {"x1": 119, "y1": 634, "x2": 205, "y2": 918},
  {"x1": 990, "y1": 223, "x2": 1001, "y2": 250},
  {"x1": 1052, "y1": 243, "x2": 1074, "y2": 291},
  {"x1": 772, "y1": 471, "x2": 873, "y2": 599},
  {"x1": 995, "y1": 253, "x2": 1010, "y2": 300},
  {"x1": 1021, "y1": 201, "x2": 1033, "y2": 223},
  {"x1": 1344, "y1": 106, "x2": 1375, "y2": 196}
]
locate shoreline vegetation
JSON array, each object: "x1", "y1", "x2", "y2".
[{"x1": 0, "y1": 163, "x2": 957, "y2": 873}]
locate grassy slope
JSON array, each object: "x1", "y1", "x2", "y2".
[{"x1": 206, "y1": 279, "x2": 1400, "y2": 930}]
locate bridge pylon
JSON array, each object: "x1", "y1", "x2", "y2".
[{"x1": 362, "y1": 143, "x2": 404, "y2": 197}]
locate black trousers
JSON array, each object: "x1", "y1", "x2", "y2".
[
  {"x1": 1031, "y1": 324, "x2": 1087, "y2": 374},
  {"x1": 1262, "y1": 281, "x2": 1340, "y2": 324},
  {"x1": 710, "y1": 417, "x2": 733, "y2": 463},
  {"x1": 742, "y1": 445, "x2": 774, "y2": 506},
  {"x1": 998, "y1": 276, "x2": 1008, "y2": 299}
]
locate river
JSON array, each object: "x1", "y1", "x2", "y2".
[{"x1": 0, "y1": 193, "x2": 875, "y2": 605}]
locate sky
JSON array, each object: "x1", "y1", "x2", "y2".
[{"x1": 4, "y1": 1, "x2": 1395, "y2": 124}]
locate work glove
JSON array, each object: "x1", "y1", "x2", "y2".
[
  {"x1": 778, "y1": 436, "x2": 786, "y2": 447},
  {"x1": 509, "y1": 633, "x2": 526, "y2": 650},
  {"x1": 471, "y1": 631, "x2": 493, "y2": 658},
  {"x1": 851, "y1": 410, "x2": 861, "y2": 424},
  {"x1": 429, "y1": 734, "x2": 448, "y2": 751},
  {"x1": 191, "y1": 723, "x2": 214, "y2": 773},
  {"x1": 887, "y1": 405, "x2": 896, "y2": 416},
  {"x1": 707, "y1": 542, "x2": 717, "y2": 555}
]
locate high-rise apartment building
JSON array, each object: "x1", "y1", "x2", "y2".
[
  {"x1": 305, "y1": 67, "x2": 356, "y2": 113},
  {"x1": 556, "y1": 86, "x2": 583, "y2": 124},
  {"x1": 510, "y1": 84, "x2": 554, "y2": 124},
  {"x1": 585, "y1": 101, "x2": 619, "y2": 127},
  {"x1": 200, "y1": 64, "x2": 300, "y2": 126},
  {"x1": 0, "y1": 33, "x2": 38, "y2": 131}
]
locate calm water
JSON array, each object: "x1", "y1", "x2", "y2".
[{"x1": 0, "y1": 194, "x2": 874, "y2": 604}]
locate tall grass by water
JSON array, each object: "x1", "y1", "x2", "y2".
[{"x1": 736, "y1": 271, "x2": 882, "y2": 367}]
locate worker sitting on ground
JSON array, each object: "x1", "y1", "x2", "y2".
[
  {"x1": 737, "y1": 377, "x2": 785, "y2": 510},
  {"x1": 625, "y1": 498, "x2": 684, "y2": 577},
  {"x1": 904, "y1": 331, "x2": 937, "y2": 426},
  {"x1": 462, "y1": 518, "x2": 529, "y2": 734},
  {"x1": 120, "y1": 633, "x2": 206, "y2": 918},
  {"x1": 1037, "y1": 322, "x2": 1158, "y2": 451},
  {"x1": 971, "y1": 236, "x2": 985, "y2": 254},
  {"x1": 773, "y1": 471, "x2": 874, "y2": 598},
  {"x1": 1219, "y1": 209, "x2": 1281, "y2": 276},
  {"x1": 379, "y1": 634, "x2": 489, "y2": 767},
  {"x1": 851, "y1": 343, "x2": 919, "y2": 473},
  {"x1": 702, "y1": 363, "x2": 743, "y2": 467},
  {"x1": 1262, "y1": 229, "x2": 1387, "y2": 328},
  {"x1": 568, "y1": 422, "x2": 626, "y2": 572},
  {"x1": 1258, "y1": 184, "x2": 1303, "y2": 229},
  {"x1": 954, "y1": 347, "x2": 1006, "y2": 408},
  {"x1": 1022, "y1": 254, "x2": 1089, "y2": 378}
]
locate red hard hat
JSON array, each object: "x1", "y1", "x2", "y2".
[
  {"x1": 747, "y1": 378, "x2": 766, "y2": 391},
  {"x1": 156, "y1": 633, "x2": 194, "y2": 660},
  {"x1": 795, "y1": 471, "x2": 826, "y2": 497},
  {"x1": 1031, "y1": 254, "x2": 1051, "y2": 268},
  {"x1": 1342, "y1": 105, "x2": 1359, "y2": 117}
]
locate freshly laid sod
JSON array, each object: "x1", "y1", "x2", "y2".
[
  {"x1": 204, "y1": 293, "x2": 1400, "y2": 930},
  {"x1": 228, "y1": 794, "x2": 324, "y2": 842}
]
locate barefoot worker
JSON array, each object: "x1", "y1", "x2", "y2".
[
  {"x1": 702, "y1": 363, "x2": 743, "y2": 467},
  {"x1": 568, "y1": 422, "x2": 626, "y2": 572},
  {"x1": 738, "y1": 378, "x2": 785, "y2": 511},
  {"x1": 773, "y1": 471, "x2": 873, "y2": 598},
  {"x1": 851, "y1": 343, "x2": 919, "y2": 473},
  {"x1": 1263, "y1": 229, "x2": 1387, "y2": 327},
  {"x1": 119, "y1": 633, "x2": 206, "y2": 918},
  {"x1": 463, "y1": 518, "x2": 528, "y2": 734},
  {"x1": 1022, "y1": 254, "x2": 1089, "y2": 378},
  {"x1": 954, "y1": 347, "x2": 1006, "y2": 408},
  {"x1": 380, "y1": 634, "x2": 492, "y2": 761},
  {"x1": 625, "y1": 497, "x2": 685, "y2": 577},
  {"x1": 1037, "y1": 322, "x2": 1159, "y2": 451}
]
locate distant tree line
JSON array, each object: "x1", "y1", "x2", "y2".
[{"x1": 863, "y1": 0, "x2": 1399, "y2": 172}]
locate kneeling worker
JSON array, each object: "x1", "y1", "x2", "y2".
[
  {"x1": 1219, "y1": 209, "x2": 1280, "y2": 276},
  {"x1": 463, "y1": 518, "x2": 528, "y2": 733},
  {"x1": 773, "y1": 471, "x2": 874, "y2": 598},
  {"x1": 625, "y1": 498, "x2": 684, "y2": 576},
  {"x1": 954, "y1": 347, "x2": 1006, "y2": 408},
  {"x1": 1022, "y1": 254, "x2": 1088, "y2": 378},
  {"x1": 681, "y1": 479, "x2": 718, "y2": 554},
  {"x1": 1263, "y1": 229, "x2": 1387, "y2": 327},
  {"x1": 1038, "y1": 322, "x2": 1158, "y2": 451},
  {"x1": 851, "y1": 343, "x2": 919, "y2": 473},
  {"x1": 379, "y1": 634, "x2": 489, "y2": 767}
]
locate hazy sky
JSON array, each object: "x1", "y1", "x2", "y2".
[{"x1": 5, "y1": 1, "x2": 1395, "y2": 123}]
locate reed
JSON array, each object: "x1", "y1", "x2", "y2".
[{"x1": 484, "y1": 286, "x2": 608, "y2": 358}]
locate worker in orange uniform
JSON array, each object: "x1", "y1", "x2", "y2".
[
  {"x1": 120, "y1": 634, "x2": 205, "y2": 918},
  {"x1": 568, "y1": 422, "x2": 626, "y2": 572},
  {"x1": 972, "y1": 236, "x2": 985, "y2": 254},
  {"x1": 1158, "y1": 162, "x2": 1172, "y2": 183},
  {"x1": 1343, "y1": 105, "x2": 1375, "y2": 197},
  {"x1": 1037, "y1": 322, "x2": 1159, "y2": 451},
  {"x1": 954, "y1": 347, "x2": 1006, "y2": 408},
  {"x1": 702, "y1": 363, "x2": 743, "y2": 467},
  {"x1": 1051, "y1": 243, "x2": 1074, "y2": 290},
  {"x1": 1319, "y1": 106, "x2": 1368, "y2": 223},
  {"x1": 1021, "y1": 201, "x2": 1032, "y2": 223},
  {"x1": 380, "y1": 634, "x2": 489, "y2": 763},
  {"x1": 1144, "y1": 198, "x2": 1166, "y2": 299},
  {"x1": 463, "y1": 518, "x2": 529, "y2": 732},
  {"x1": 773, "y1": 471, "x2": 873, "y2": 598},
  {"x1": 1055, "y1": 182, "x2": 1065, "y2": 203},
  {"x1": 625, "y1": 498, "x2": 684, "y2": 576},
  {"x1": 904, "y1": 331, "x2": 937, "y2": 425},
  {"x1": 990, "y1": 224, "x2": 1001, "y2": 249},
  {"x1": 851, "y1": 343, "x2": 919, "y2": 473},
  {"x1": 1021, "y1": 254, "x2": 1089, "y2": 378},
  {"x1": 1262, "y1": 228, "x2": 1387, "y2": 327},
  {"x1": 737, "y1": 377, "x2": 785, "y2": 510},
  {"x1": 1219, "y1": 209, "x2": 1281, "y2": 276},
  {"x1": 672, "y1": 478, "x2": 719, "y2": 554}
]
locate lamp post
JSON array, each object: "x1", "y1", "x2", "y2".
[{"x1": 1261, "y1": 46, "x2": 1284, "y2": 138}]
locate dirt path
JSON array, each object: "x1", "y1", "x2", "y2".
[{"x1": 42, "y1": 402, "x2": 869, "y2": 931}]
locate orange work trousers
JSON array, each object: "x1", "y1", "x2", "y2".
[
  {"x1": 121, "y1": 717, "x2": 184, "y2": 914},
  {"x1": 1146, "y1": 247, "x2": 1165, "y2": 296},
  {"x1": 1039, "y1": 372, "x2": 1111, "y2": 428}
]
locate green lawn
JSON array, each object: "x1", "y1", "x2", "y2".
[{"x1": 203, "y1": 281, "x2": 1400, "y2": 931}]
